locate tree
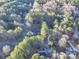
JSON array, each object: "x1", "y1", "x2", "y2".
[
  {"x1": 39, "y1": 56, "x2": 45, "y2": 59},
  {"x1": 31, "y1": 53, "x2": 40, "y2": 59},
  {"x1": 35, "y1": 0, "x2": 48, "y2": 5},
  {"x1": 41, "y1": 21, "x2": 48, "y2": 36},
  {"x1": 0, "y1": 0, "x2": 35, "y2": 42},
  {"x1": 59, "y1": 52, "x2": 66, "y2": 59},
  {"x1": 2, "y1": 45, "x2": 11, "y2": 56},
  {"x1": 6, "y1": 35, "x2": 44, "y2": 59}
]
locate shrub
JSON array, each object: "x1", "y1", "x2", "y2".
[
  {"x1": 31, "y1": 53, "x2": 40, "y2": 59},
  {"x1": 2, "y1": 45, "x2": 11, "y2": 55}
]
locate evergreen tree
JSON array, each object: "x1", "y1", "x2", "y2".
[
  {"x1": 6, "y1": 35, "x2": 44, "y2": 59},
  {"x1": 41, "y1": 21, "x2": 48, "y2": 36}
]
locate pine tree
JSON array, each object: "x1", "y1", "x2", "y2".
[
  {"x1": 41, "y1": 21, "x2": 48, "y2": 36},
  {"x1": 6, "y1": 35, "x2": 44, "y2": 59}
]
